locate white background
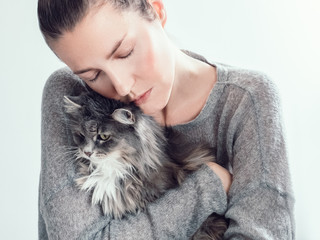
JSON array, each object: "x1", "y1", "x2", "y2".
[{"x1": 1, "y1": 0, "x2": 319, "y2": 239}]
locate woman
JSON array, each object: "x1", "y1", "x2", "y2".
[{"x1": 38, "y1": 0, "x2": 295, "y2": 239}]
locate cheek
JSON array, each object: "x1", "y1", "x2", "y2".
[
  {"x1": 148, "y1": 41, "x2": 174, "y2": 82},
  {"x1": 145, "y1": 45, "x2": 157, "y2": 69},
  {"x1": 132, "y1": 42, "x2": 157, "y2": 79},
  {"x1": 137, "y1": 45, "x2": 169, "y2": 83},
  {"x1": 89, "y1": 80, "x2": 119, "y2": 100}
]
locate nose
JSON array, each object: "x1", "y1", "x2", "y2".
[
  {"x1": 84, "y1": 151, "x2": 93, "y2": 157},
  {"x1": 107, "y1": 69, "x2": 134, "y2": 97}
]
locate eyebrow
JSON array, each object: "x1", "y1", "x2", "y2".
[{"x1": 73, "y1": 34, "x2": 126, "y2": 75}]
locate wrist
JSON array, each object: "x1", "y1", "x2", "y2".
[{"x1": 206, "y1": 162, "x2": 232, "y2": 193}]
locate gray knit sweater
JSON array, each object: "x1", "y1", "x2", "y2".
[{"x1": 39, "y1": 52, "x2": 295, "y2": 239}]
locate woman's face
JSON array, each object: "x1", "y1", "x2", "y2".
[{"x1": 51, "y1": 3, "x2": 175, "y2": 116}]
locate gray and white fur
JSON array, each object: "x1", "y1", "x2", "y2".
[{"x1": 63, "y1": 91, "x2": 227, "y2": 239}]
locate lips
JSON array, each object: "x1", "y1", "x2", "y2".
[{"x1": 134, "y1": 88, "x2": 152, "y2": 106}]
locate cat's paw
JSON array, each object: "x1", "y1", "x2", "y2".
[
  {"x1": 75, "y1": 161, "x2": 90, "y2": 188},
  {"x1": 75, "y1": 175, "x2": 89, "y2": 189}
]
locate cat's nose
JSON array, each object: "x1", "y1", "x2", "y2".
[{"x1": 84, "y1": 151, "x2": 93, "y2": 157}]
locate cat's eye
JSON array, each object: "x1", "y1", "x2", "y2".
[{"x1": 98, "y1": 134, "x2": 111, "y2": 141}]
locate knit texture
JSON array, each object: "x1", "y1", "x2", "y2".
[{"x1": 39, "y1": 52, "x2": 294, "y2": 239}]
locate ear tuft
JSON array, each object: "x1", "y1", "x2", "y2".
[
  {"x1": 63, "y1": 96, "x2": 82, "y2": 113},
  {"x1": 111, "y1": 108, "x2": 135, "y2": 125}
]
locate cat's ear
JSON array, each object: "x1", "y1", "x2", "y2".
[
  {"x1": 111, "y1": 108, "x2": 135, "y2": 125},
  {"x1": 63, "y1": 96, "x2": 82, "y2": 114}
]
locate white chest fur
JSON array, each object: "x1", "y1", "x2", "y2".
[{"x1": 80, "y1": 150, "x2": 134, "y2": 211}]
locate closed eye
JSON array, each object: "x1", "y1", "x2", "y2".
[
  {"x1": 88, "y1": 71, "x2": 101, "y2": 82},
  {"x1": 118, "y1": 49, "x2": 134, "y2": 59}
]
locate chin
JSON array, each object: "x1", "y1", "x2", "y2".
[
  {"x1": 140, "y1": 104, "x2": 164, "y2": 119},
  {"x1": 143, "y1": 96, "x2": 168, "y2": 113}
]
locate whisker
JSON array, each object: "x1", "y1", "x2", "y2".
[{"x1": 49, "y1": 145, "x2": 80, "y2": 168}]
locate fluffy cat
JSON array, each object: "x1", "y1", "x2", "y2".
[{"x1": 63, "y1": 91, "x2": 227, "y2": 239}]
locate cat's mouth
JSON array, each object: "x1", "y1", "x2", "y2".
[
  {"x1": 79, "y1": 151, "x2": 107, "y2": 161},
  {"x1": 94, "y1": 153, "x2": 108, "y2": 159}
]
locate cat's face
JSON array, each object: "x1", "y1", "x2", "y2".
[{"x1": 64, "y1": 93, "x2": 142, "y2": 163}]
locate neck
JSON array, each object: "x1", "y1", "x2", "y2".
[{"x1": 159, "y1": 48, "x2": 216, "y2": 126}]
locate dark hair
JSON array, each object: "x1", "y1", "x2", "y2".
[{"x1": 37, "y1": 0, "x2": 156, "y2": 42}]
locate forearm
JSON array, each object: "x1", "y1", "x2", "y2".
[
  {"x1": 224, "y1": 185, "x2": 294, "y2": 239},
  {"x1": 40, "y1": 163, "x2": 227, "y2": 240},
  {"x1": 108, "y1": 165, "x2": 227, "y2": 240}
]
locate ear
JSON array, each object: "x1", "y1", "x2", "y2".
[
  {"x1": 111, "y1": 108, "x2": 135, "y2": 125},
  {"x1": 63, "y1": 96, "x2": 82, "y2": 114},
  {"x1": 148, "y1": 0, "x2": 167, "y2": 27}
]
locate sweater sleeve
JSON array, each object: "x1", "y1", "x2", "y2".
[
  {"x1": 222, "y1": 72, "x2": 295, "y2": 239},
  {"x1": 38, "y1": 68, "x2": 228, "y2": 240}
]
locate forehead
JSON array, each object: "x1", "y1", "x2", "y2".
[{"x1": 50, "y1": 3, "x2": 135, "y2": 68}]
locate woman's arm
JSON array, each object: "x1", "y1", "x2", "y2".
[
  {"x1": 39, "y1": 68, "x2": 228, "y2": 240},
  {"x1": 222, "y1": 72, "x2": 295, "y2": 239}
]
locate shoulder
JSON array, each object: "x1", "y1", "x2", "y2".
[
  {"x1": 220, "y1": 64, "x2": 277, "y2": 96},
  {"x1": 42, "y1": 67, "x2": 87, "y2": 106},
  {"x1": 186, "y1": 51, "x2": 278, "y2": 101},
  {"x1": 215, "y1": 64, "x2": 281, "y2": 109},
  {"x1": 43, "y1": 67, "x2": 86, "y2": 95}
]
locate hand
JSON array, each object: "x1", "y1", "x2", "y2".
[{"x1": 206, "y1": 162, "x2": 232, "y2": 193}]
